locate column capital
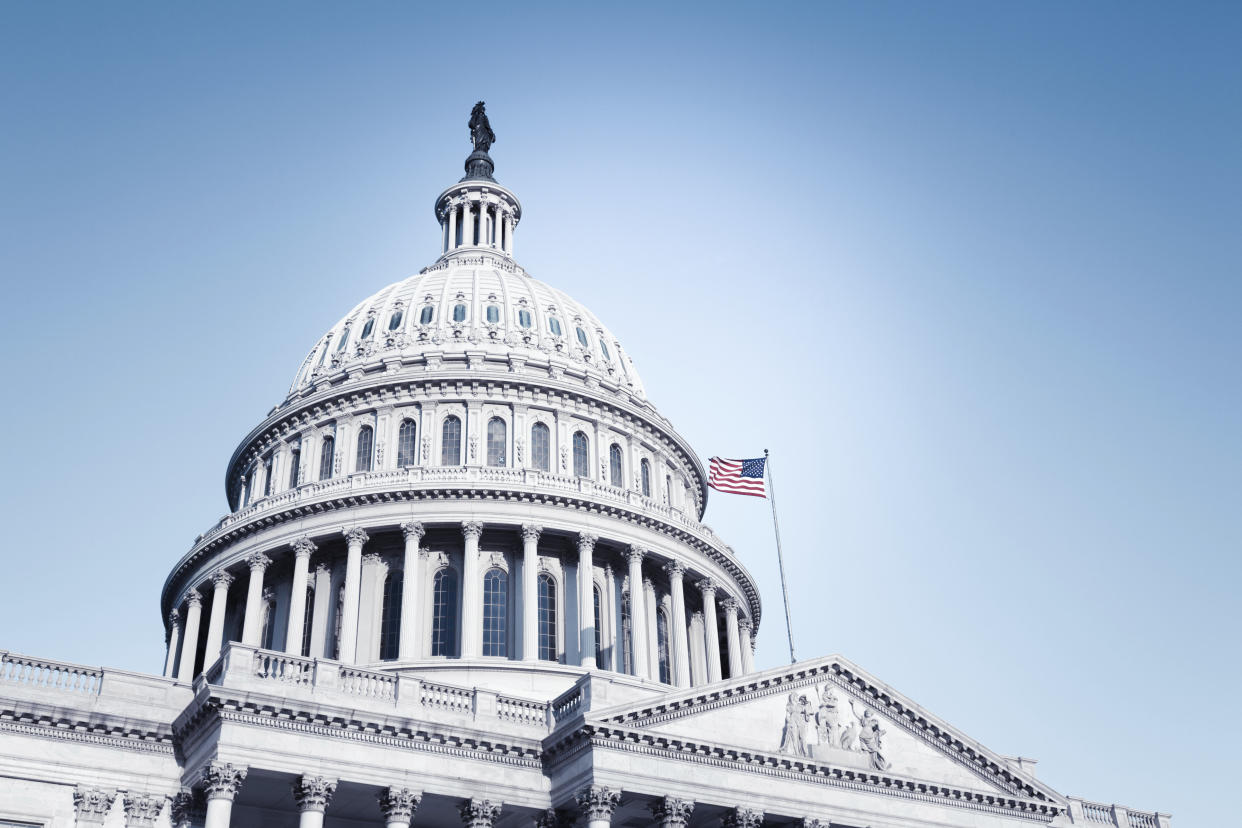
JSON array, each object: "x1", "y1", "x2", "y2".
[
  {"x1": 200, "y1": 761, "x2": 247, "y2": 801},
  {"x1": 459, "y1": 798, "x2": 502, "y2": 828},
  {"x1": 293, "y1": 537, "x2": 317, "y2": 558},
  {"x1": 262, "y1": 586, "x2": 277, "y2": 602},
  {"x1": 168, "y1": 608, "x2": 181, "y2": 627},
  {"x1": 577, "y1": 532, "x2": 598, "y2": 551},
  {"x1": 462, "y1": 520, "x2": 485, "y2": 540},
  {"x1": 663, "y1": 560, "x2": 686, "y2": 579},
  {"x1": 696, "y1": 578, "x2": 718, "y2": 596},
  {"x1": 362, "y1": 552, "x2": 384, "y2": 567},
  {"x1": 185, "y1": 588, "x2": 203, "y2": 609},
  {"x1": 401, "y1": 520, "x2": 426, "y2": 541},
  {"x1": 520, "y1": 523, "x2": 543, "y2": 542},
  {"x1": 293, "y1": 775, "x2": 338, "y2": 813},
  {"x1": 315, "y1": 561, "x2": 332, "y2": 577},
  {"x1": 691, "y1": 610, "x2": 704, "y2": 623},
  {"x1": 73, "y1": 786, "x2": 116, "y2": 823},
  {"x1": 643, "y1": 576, "x2": 654, "y2": 591},
  {"x1": 720, "y1": 596, "x2": 739, "y2": 614},
  {"x1": 169, "y1": 789, "x2": 205, "y2": 828},
  {"x1": 210, "y1": 569, "x2": 235, "y2": 589},
  {"x1": 798, "y1": 820, "x2": 827, "y2": 828},
  {"x1": 245, "y1": 552, "x2": 272, "y2": 572},
  {"x1": 535, "y1": 808, "x2": 572, "y2": 828},
  {"x1": 379, "y1": 787, "x2": 423, "y2": 822},
  {"x1": 343, "y1": 526, "x2": 370, "y2": 547},
  {"x1": 738, "y1": 616, "x2": 753, "y2": 634},
  {"x1": 122, "y1": 793, "x2": 166, "y2": 828},
  {"x1": 650, "y1": 796, "x2": 695, "y2": 827},
  {"x1": 575, "y1": 785, "x2": 621, "y2": 821},
  {"x1": 625, "y1": 544, "x2": 646, "y2": 563},
  {"x1": 723, "y1": 807, "x2": 764, "y2": 828}
]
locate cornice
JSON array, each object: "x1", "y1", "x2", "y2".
[{"x1": 0, "y1": 705, "x2": 176, "y2": 755}]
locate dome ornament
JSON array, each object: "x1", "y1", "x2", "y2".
[{"x1": 463, "y1": 101, "x2": 497, "y2": 182}]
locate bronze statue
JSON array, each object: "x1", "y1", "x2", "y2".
[{"x1": 469, "y1": 102, "x2": 495, "y2": 153}]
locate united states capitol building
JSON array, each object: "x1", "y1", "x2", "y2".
[{"x1": 0, "y1": 107, "x2": 1169, "y2": 828}]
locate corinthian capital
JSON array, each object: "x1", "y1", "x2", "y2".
[
  {"x1": 379, "y1": 787, "x2": 422, "y2": 821},
  {"x1": 342, "y1": 526, "x2": 370, "y2": 547},
  {"x1": 577, "y1": 532, "x2": 598, "y2": 551},
  {"x1": 73, "y1": 786, "x2": 116, "y2": 823},
  {"x1": 650, "y1": 796, "x2": 695, "y2": 827},
  {"x1": 169, "y1": 789, "x2": 205, "y2": 828},
  {"x1": 292, "y1": 537, "x2": 317, "y2": 558},
  {"x1": 738, "y1": 616, "x2": 753, "y2": 635},
  {"x1": 459, "y1": 798, "x2": 502, "y2": 828},
  {"x1": 461, "y1": 520, "x2": 484, "y2": 540},
  {"x1": 520, "y1": 523, "x2": 543, "y2": 542},
  {"x1": 122, "y1": 793, "x2": 167, "y2": 828},
  {"x1": 575, "y1": 786, "x2": 621, "y2": 821},
  {"x1": 696, "y1": 578, "x2": 718, "y2": 597},
  {"x1": 184, "y1": 588, "x2": 202, "y2": 609},
  {"x1": 625, "y1": 544, "x2": 646, "y2": 564},
  {"x1": 210, "y1": 569, "x2": 235, "y2": 589},
  {"x1": 168, "y1": 608, "x2": 181, "y2": 628},
  {"x1": 401, "y1": 521, "x2": 426, "y2": 541},
  {"x1": 292, "y1": 775, "x2": 337, "y2": 813},
  {"x1": 200, "y1": 761, "x2": 247, "y2": 801},
  {"x1": 720, "y1": 596, "x2": 739, "y2": 614},
  {"x1": 723, "y1": 807, "x2": 764, "y2": 828},
  {"x1": 245, "y1": 552, "x2": 272, "y2": 572},
  {"x1": 663, "y1": 559, "x2": 686, "y2": 579}
]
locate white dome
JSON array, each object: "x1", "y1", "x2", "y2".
[{"x1": 287, "y1": 251, "x2": 645, "y2": 401}]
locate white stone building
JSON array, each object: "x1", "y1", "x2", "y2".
[{"x1": 0, "y1": 109, "x2": 1170, "y2": 828}]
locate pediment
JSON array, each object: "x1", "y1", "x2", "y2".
[{"x1": 590, "y1": 655, "x2": 1062, "y2": 804}]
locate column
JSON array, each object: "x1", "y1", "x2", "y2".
[
  {"x1": 644, "y1": 577, "x2": 658, "y2": 680},
  {"x1": 521, "y1": 524, "x2": 542, "y2": 661},
  {"x1": 379, "y1": 788, "x2": 422, "y2": 828},
  {"x1": 506, "y1": 213, "x2": 514, "y2": 255},
  {"x1": 459, "y1": 798, "x2": 502, "y2": 828},
  {"x1": 721, "y1": 597, "x2": 743, "y2": 678},
  {"x1": 575, "y1": 786, "x2": 621, "y2": 828},
  {"x1": 688, "y1": 611, "x2": 707, "y2": 685},
  {"x1": 170, "y1": 789, "x2": 205, "y2": 828},
  {"x1": 447, "y1": 202, "x2": 458, "y2": 250},
  {"x1": 201, "y1": 762, "x2": 246, "y2": 828},
  {"x1": 240, "y1": 553, "x2": 272, "y2": 647},
  {"x1": 577, "y1": 533, "x2": 598, "y2": 669},
  {"x1": 73, "y1": 786, "x2": 116, "y2": 825},
  {"x1": 339, "y1": 527, "x2": 369, "y2": 663},
  {"x1": 625, "y1": 546, "x2": 649, "y2": 679},
  {"x1": 399, "y1": 522, "x2": 425, "y2": 660},
  {"x1": 462, "y1": 201, "x2": 475, "y2": 247},
  {"x1": 698, "y1": 578, "x2": 722, "y2": 683},
  {"x1": 650, "y1": 796, "x2": 694, "y2": 828},
  {"x1": 308, "y1": 563, "x2": 332, "y2": 658},
  {"x1": 603, "y1": 563, "x2": 616, "y2": 670},
  {"x1": 285, "y1": 538, "x2": 316, "y2": 656},
  {"x1": 359, "y1": 553, "x2": 385, "y2": 662},
  {"x1": 292, "y1": 776, "x2": 337, "y2": 828},
  {"x1": 461, "y1": 521, "x2": 484, "y2": 658},
  {"x1": 203, "y1": 571, "x2": 234, "y2": 668},
  {"x1": 163, "y1": 610, "x2": 182, "y2": 677},
  {"x1": 177, "y1": 590, "x2": 203, "y2": 682},
  {"x1": 664, "y1": 561, "x2": 690, "y2": 687},
  {"x1": 723, "y1": 807, "x2": 764, "y2": 828},
  {"x1": 738, "y1": 617, "x2": 755, "y2": 674},
  {"x1": 123, "y1": 792, "x2": 165, "y2": 827}
]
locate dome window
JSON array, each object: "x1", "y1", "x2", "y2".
[
  {"x1": 486, "y1": 305, "x2": 500, "y2": 324},
  {"x1": 600, "y1": 340, "x2": 611, "y2": 362},
  {"x1": 518, "y1": 309, "x2": 532, "y2": 329},
  {"x1": 388, "y1": 309, "x2": 404, "y2": 330},
  {"x1": 361, "y1": 318, "x2": 375, "y2": 339},
  {"x1": 576, "y1": 327, "x2": 589, "y2": 349},
  {"x1": 419, "y1": 306, "x2": 434, "y2": 325},
  {"x1": 453, "y1": 304, "x2": 467, "y2": 323},
  {"x1": 548, "y1": 317, "x2": 562, "y2": 336},
  {"x1": 336, "y1": 328, "x2": 351, "y2": 352}
]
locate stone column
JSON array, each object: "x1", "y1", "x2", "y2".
[
  {"x1": 201, "y1": 762, "x2": 247, "y2": 828},
  {"x1": 379, "y1": 788, "x2": 422, "y2": 828},
  {"x1": 723, "y1": 807, "x2": 764, "y2": 828},
  {"x1": 650, "y1": 796, "x2": 694, "y2": 828},
  {"x1": 644, "y1": 577, "x2": 658, "y2": 680},
  {"x1": 462, "y1": 201, "x2": 474, "y2": 247},
  {"x1": 575, "y1": 785, "x2": 621, "y2": 828},
  {"x1": 73, "y1": 786, "x2": 116, "y2": 825},
  {"x1": 308, "y1": 563, "x2": 332, "y2": 658},
  {"x1": 603, "y1": 563, "x2": 616, "y2": 670},
  {"x1": 285, "y1": 538, "x2": 316, "y2": 656},
  {"x1": 164, "y1": 610, "x2": 182, "y2": 678},
  {"x1": 123, "y1": 792, "x2": 166, "y2": 827},
  {"x1": 169, "y1": 789, "x2": 205, "y2": 828},
  {"x1": 521, "y1": 524, "x2": 542, "y2": 661},
  {"x1": 698, "y1": 579, "x2": 722, "y2": 683},
  {"x1": 399, "y1": 522, "x2": 425, "y2": 660},
  {"x1": 459, "y1": 798, "x2": 501, "y2": 828},
  {"x1": 447, "y1": 203, "x2": 457, "y2": 250},
  {"x1": 292, "y1": 776, "x2": 337, "y2": 828},
  {"x1": 240, "y1": 553, "x2": 273, "y2": 647},
  {"x1": 577, "y1": 532, "x2": 598, "y2": 669},
  {"x1": 625, "y1": 546, "x2": 649, "y2": 679},
  {"x1": 688, "y1": 611, "x2": 707, "y2": 685},
  {"x1": 721, "y1": 597, "x2": 743, "y2": 678},
  {"x1": 461, "y1": 521, "x2": 484, "y2": 658},
  {"x1": 339, "y1": 527, "x2": 369, "y2": 663},
  {"x1": 358, "y1": 553, "x2": 385, "y2": 662},
  {"x1": 664, "y1": 561, "x2": 690, "y2": 687},
  {"x1": 177, "y1": 590, "x2": 203, "y2": 682},
  {"x1": 505, "y1": 213, "x2": 514, "y2": 255},
  {"x1": 203, "y1": 571, "x2": 234, "y2": 667},
  {"x1": 738, "y1": 617, "x2": 755, "y2": 674}
]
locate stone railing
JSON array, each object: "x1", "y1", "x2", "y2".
[
  {"x1": 0, "y1": 651, "x2": 103, "y2": 695},
  {"x1": 1068, "y1": 797, "x2": 1170, "y2": 828},
  {"x1": 340, "y1": 665, "x2": 397, "y2": 700}
]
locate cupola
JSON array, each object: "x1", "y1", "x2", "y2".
[{"x1": 434, "y1": 102, "x2": 522, "y2": 258}]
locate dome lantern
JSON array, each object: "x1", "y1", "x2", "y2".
[{"x1": 435, "y1": 102, "x2": 521, "y2": 258}]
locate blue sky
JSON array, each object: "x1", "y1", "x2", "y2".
[{"x1": 2, "y1": 2, "x2": 1238, "y2": 824}]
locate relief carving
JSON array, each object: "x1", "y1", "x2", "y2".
[{"x1": 780, "y1": 684, "x2": 892, "y2": 771}]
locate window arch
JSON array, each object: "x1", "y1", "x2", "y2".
[
  {"x1": 319, "y1": 435, "x2": 335, "y2": 481},
  {"x1": 397, "y1": 419, "x2": 417, "y2": 467},
  {"x1": 288, "y1": 441, "x2": 301, "y2": 489},
  {"x1": 576, "y1": 327, "x2": 590, "y2": 349},
  {"x1": 336, "y1": 328, "x2": 351, "y2": 351},
  {"x1": 388, "y1": 308, "x2": 404, "y2": 330},
  {"x1": 609, "y1": 444, "x2": 623, "y2": 488},
  {"x1": 572, "y1": 431, "x2": 589, "y2": 478},
  {"x1": 361, "y1": 317, "x2": 375, "y2": 339},
  {"x1": 665, "y1": 474, "x2": 673, "y2": 505},
  {"x1": 431, "y1": 568, "x2": 459, "y2": 657},
  {"x1": 441, "y1": 416, "x2": 462, "y2": 466},
  {"x1": 656, "y1": 608, "x2": 672, "y2": 684},
  {"x1": 531, "y1": 422, "x2": 551, "y2": 472},
  {"x1": 452, "y1": 303, "x2": 467, "y2": 323},
  {"x1": 419, "y1": 306, "x2": 434, "y2": 325},
  {"x1": 640, "y1": 458, "x2": 651, "y2": 497},
  {"x1": 486, "y1": 417, "x2": 507, "y2": 467},
  {"x1": 537, "y1": 573, "x2": 557, "y2": 661},
  {"x1": 593, "y1": 584, "x2": 605, "y2": 669},
  {"x1": 482, "y1": 568, "x2": 508, "y2": 657},
  {"x1": 262, "y1": 454, "x2": 273, "y2": 498},
  {"x1": 300, "y1": 585, "x2": 315, "y2": 658},
  {"x1": 355, "y1": 424, "x2": 374, "y2": 473},
  {"x1": 379, "y1": 570, "x2": 403, "y2": 661},
  {"x1": 600, "y1": 339, "x2": 611, "y2": 362}
]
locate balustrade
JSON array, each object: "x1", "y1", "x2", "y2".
[{"x1": 0, "y1": 652, "x2": 102, "y2": 694}]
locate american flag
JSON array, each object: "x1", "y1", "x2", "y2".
[{"x1": 708, "y1": 456, "x2": 767, "y2": 498}]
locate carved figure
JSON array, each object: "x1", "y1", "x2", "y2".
[
  {"x1": 469, "y1": 102, "x2": 495, "y2": 152},
  {"x1": 850, "y1": 703, "x2": 892, "y2": 771},
  {"x1": 780, "y1": 692, "x2": 814, "y2": 757},
  {"x1": 816, "y1": 685, "x2": 841, "y2": 749}
]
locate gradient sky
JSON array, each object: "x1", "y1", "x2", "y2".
[{"x1": 2, "y1": 2, "x2": 1238, "y2": 824}]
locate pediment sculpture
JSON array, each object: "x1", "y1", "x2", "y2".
[{"x1": 780, "y1": 684, "x2": 891, "y2": 771}]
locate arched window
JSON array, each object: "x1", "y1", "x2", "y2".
[
  {"x1": 332, "y1": 584, "x2": 345, "y2": 659},
  {"x1": 355, "y1": 425, "x2": 374, "y2": 473},
  {"x1": 319, "y1": 435, "x2": 335, "y2": 481},
  {"x1": 336, "y1": 328, "x2": 351, "y2": 351},
  {"x1": 620, "y1": 594, "x2": 632, "y2": 675},
  {"x1": 486, "y1": 305, "x2": 500, "y2": 324},
  {"x1": 262, "y1": 454, "x2": 274, "y2": 497},
  {"x1": 609, "y1": 444, "x2": 623, "y2": 488},
  {"x1": 537, "y1": 573, "x2": 557, "y2": 661},
  {"x1": 531, "y1": 422, "x2": 551, "y2": 472},
  {"x1": 600, "y1": 339, "x2": 611, "y2": 362},
  {"x1": 288, "y1": 441, "x2": 301, "y2": 488},
  {"x1": 486, "y1": 417, "x2": 507, "y2": 467},
  {"x1": 379, "y1": 570, "x2": 403, "y2": 661},
  {"x1": 482, "y1": 568, "x2": 508, "y2": 657},
  {"x1": 431, "y1": 568, "x2": 459, "y2": 657},
  {"x1": 548, "y1": 317, "x2": 562, "y2": 336},
  {"x1": 640, "y1": 459, "x2": 651, "y2": 497},
  {"x1": 517, "y1": 309, "x2": 532, "y2": 329},
  {"x1": 300, "y1": 585, "x2": 315, "y2": 658},
  {"x1": 260, "y1": 595, "x2": 277, "y2": 650},
  {"x1": 593, "y1": 584, "x2": 605, "y2": 669},
  {"x1": 576, "y1": 327, "x2": 590, "y2": 349},
  {"x1": 243, "y1": 464, "x2": 255, "y2": 507},
  {"x1": 316, "y1": 342, "x2": 329, "y2": 368},
  {"x1": 419, "y1": 306, "x2": 434, "y2": 325},
  {"x1": 361, "y1": 317, "x2": 375, "y2": 339},
  {"x1": 388, "y1": 309, "x2": 404, "y2": 330},
  {"x1": 397, "y1": 419, "x2": 417, "y2": 467},
  {"x1": 452, "y1": 303, "x2": 467, "y2": 322},
  {"x1": 665, "y1": 474, "x2": 673, "y2": 505},
  {"x1": 441, "y1": 416, "x2": 462, "y2": 466},
  {"x1": 572, "y1": 431, "x2": 589, "y2": 478},
  {"x1": 657, "y1": 608, "x2": 672, "y2": 684}
]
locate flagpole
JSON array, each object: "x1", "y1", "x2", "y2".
[{"x1": 764, "y1": 448, "x2": 796, "y2": 664}]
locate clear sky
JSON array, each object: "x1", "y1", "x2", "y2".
[{"x1": 2, "y1": 2, "x2": 1238, "y2": 824}]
